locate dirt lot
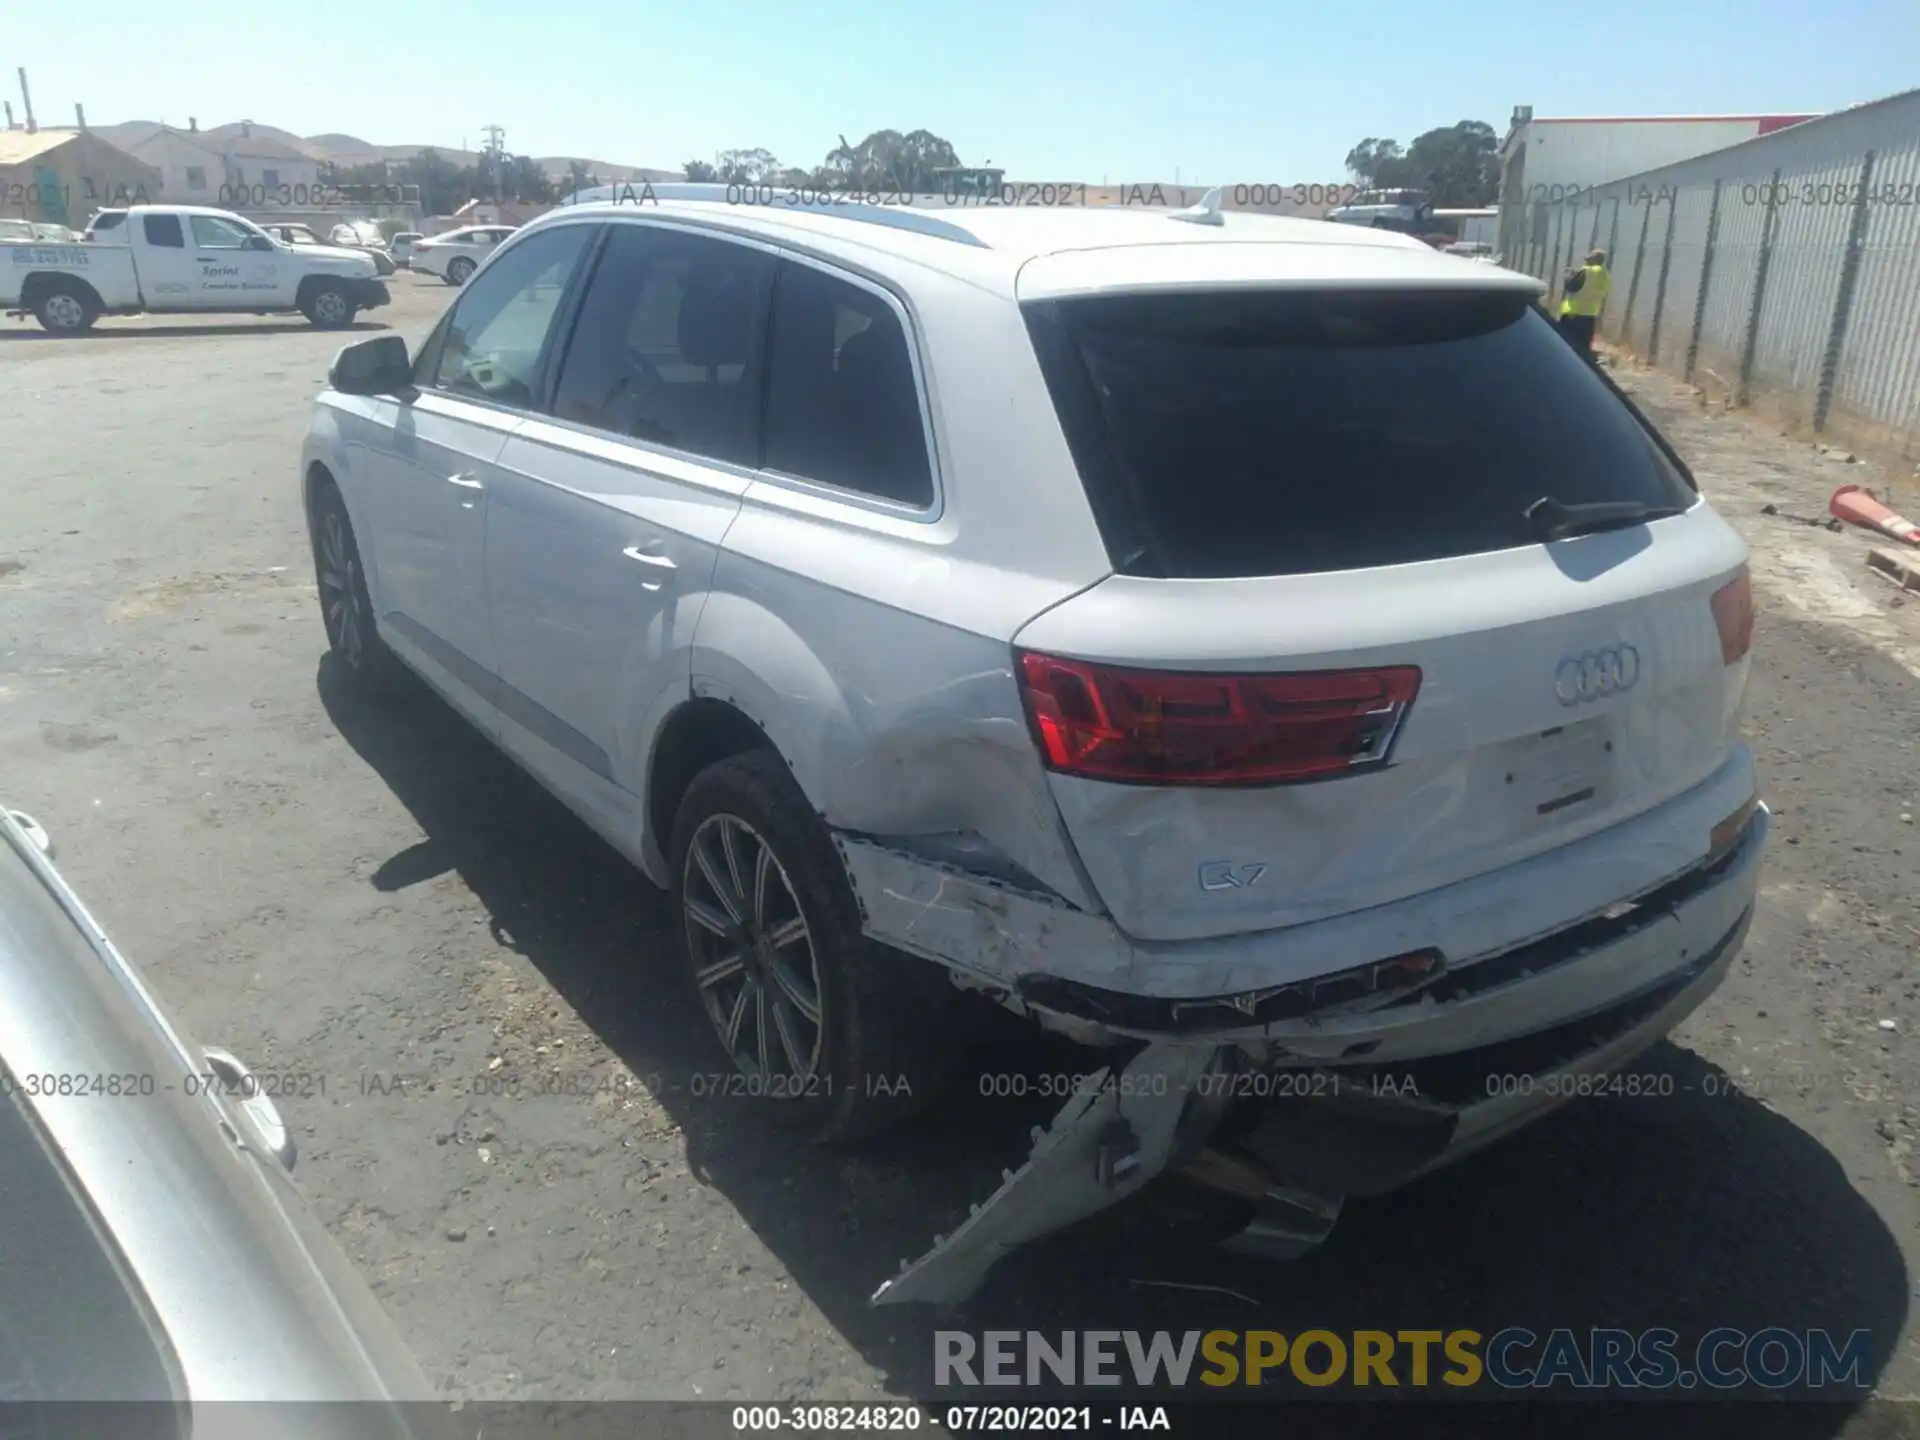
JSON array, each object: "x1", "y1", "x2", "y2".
[{"x1": 3, "y1": 280, "x2": 1920, "y2": 1429}]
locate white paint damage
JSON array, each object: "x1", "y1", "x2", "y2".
[
  {"x1": 835, "y1": 746, "x2": 1757, "y2": 1009},
  {"x1": 843, "y1": 804, "x2": 1764, "y2": 1053}
]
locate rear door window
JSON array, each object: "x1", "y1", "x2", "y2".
[
  {"x1": 549, "y1": 224, "x2": 775, "y2": 466},
  {"x1": 140, "y1": 214, "x2": 183, "y2": 248},
  {"x1": 762, "y1": 261, "x2": 933, "y2": 507},
  {"x1": 1024, "y1": 289, "x2": 1696, "y2": 579}
]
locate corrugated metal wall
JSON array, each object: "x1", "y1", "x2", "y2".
[{"x1": 1513, "y1": 88, "x2": 1920, "y2": 458}]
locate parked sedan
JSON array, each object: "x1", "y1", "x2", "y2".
[
  {"x1": 0, "y1": 806, "x2": 460, "y2": 1434},
  {"x1": 409, "y1": 225, "x2": 516, "y2": 285},
  {"x1": 389, "y1": 231, "x2": 426, "y2": 267},
  {"x1": 325, "y1": 221, "x2": 398, "y2": 276}
]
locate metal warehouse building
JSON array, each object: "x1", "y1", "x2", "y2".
[
  {"x1": 1497, "y1": 107, "x2": 1819, "y2": 261},
  {"x1": 0, "y1": 128, "x2": 161, "y2": 227}
]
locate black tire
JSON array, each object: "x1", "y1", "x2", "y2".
[
  {"x1": 309, "y1": 482, "x2": 402, "y2": 692},
  {"x1": 301, "y1": 281, "x2": 355, "y2": 328},
  {"x1": 33, "y1": 281, "x2": 99, "y2": 335},
  {"x1": 302, "y1": 281, "x2": 359, "y2": 329},
  {"x1": 446, "y1": 257, "x2": 475, "y2": 286},
  {"x1": 671, "y1": 750, "x2": 964, "y2": 1146}
]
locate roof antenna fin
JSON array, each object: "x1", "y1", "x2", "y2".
[{"x1": 1168, "y1": 187, "x2": 1225, "y2": 227}]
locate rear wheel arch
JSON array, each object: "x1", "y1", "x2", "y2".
[
  {"x1": 662, "y1": 729, "x2": 969, "y2": 1145},
  {"x1": 23, "y1": 274, "x2": 104, "y2": 332},
  {"x1": 20, "y1": 272, "x2": 104, "y2": 311},
  {"x1": 646, "y1": 698, "x2": 784, "y2": 870}
]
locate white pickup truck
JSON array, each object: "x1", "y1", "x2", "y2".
[{"x1": 2, "y1": 204, "x2": 390, "y2": 335}]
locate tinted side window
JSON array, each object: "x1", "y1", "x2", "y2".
[
  {"x1": 763, "y1": 262, "x2": 932, "y2": 506},
  {"x1": 431, "y1": 225, "x2": 594, "y2": 408},
  {"x1": 141, "y1": 214, "x2": 183, "y2": 248},
  {"x1": 551, "y1": 225, "x2": 775, "y2": 467}
]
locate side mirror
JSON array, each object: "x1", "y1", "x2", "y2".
[
  {"x1": 245, "y1": 234, "x2": 275, "y2": 252},
  {"x1": 329, "y1": 335, "x2": 412, "y2": 396}
]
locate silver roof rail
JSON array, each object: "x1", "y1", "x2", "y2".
[
  {"x1": 555, "y1": 181, "x2": 989, "y2": 249},
  {"x1": 1168, "y1": 187, "x2": 1225, "y2": 227}
]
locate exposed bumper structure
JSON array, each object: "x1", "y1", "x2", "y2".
[{"x1": 868, "y1": 804, "x2": 1767, "y2": 1307}]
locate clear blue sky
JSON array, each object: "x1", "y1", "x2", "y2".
[{"x1": 12, "y1": 0, "x2": 1917, "y2": 178}]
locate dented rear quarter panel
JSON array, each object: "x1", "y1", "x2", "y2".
[
  {"x1": 683, "y1": 269, "x2": 1117, "y2": 913},
  {"x1": 693, "y1": 520, "x2": 1102, "y2": 913}
]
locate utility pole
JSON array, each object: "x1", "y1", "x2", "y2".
[{"x1": 481, "y1": 124, "x2": 507, "y2": 209}]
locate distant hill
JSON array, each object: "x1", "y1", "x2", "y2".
[{"x1": 91, "y1": 120, "x2": 674, "y2": 184}]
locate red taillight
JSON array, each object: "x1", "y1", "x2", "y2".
[
  {"x1": 1015, "y1": 651, "x2": 1422, "y2": 786},
  {"x1": 1711, "y1": 566, "x2": 1755, "y2": 664}
]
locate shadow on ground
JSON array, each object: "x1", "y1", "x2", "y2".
[{"x1": 320, "y1": 659, "x2": 1908, "y2": 1434}]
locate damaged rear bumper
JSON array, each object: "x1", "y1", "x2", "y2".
[
  {"x1": 837, "y1": 756, "x2": 1764, "y2": 1049},
  {"x1": 866, "y1": 804, "x2": 1767, "y2": 1306}
]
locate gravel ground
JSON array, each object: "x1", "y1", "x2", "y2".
[{"x1": 2, "y1": 285, "x2": 1919, "y2": 1432}]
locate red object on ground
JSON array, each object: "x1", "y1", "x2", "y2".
[{"x1": 1830, "y1": 484, "x2": 1920, "y2": 545}]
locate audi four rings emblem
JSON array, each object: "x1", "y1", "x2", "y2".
[{"x1": 1555, "y1": 645, "x2": 1640, "y2": 705}]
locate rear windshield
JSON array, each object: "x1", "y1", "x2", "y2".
[{"x1": 1024, "y1": 290, "x2": 1697, "y2": 579}]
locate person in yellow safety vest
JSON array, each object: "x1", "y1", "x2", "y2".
[{"x1": 1557, "y1": 248, "x2": 1612, "y2": 362}]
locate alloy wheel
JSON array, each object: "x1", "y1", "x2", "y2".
[
  {"x1": 682, "y1": 813, "x2": 825, "y2": 1085},
  {"x1": 44, "y1": 294, "x2": 85, "y2": 330},
  {"x1": 317, "y1": 509, "x2": 366, "y2": 668}
]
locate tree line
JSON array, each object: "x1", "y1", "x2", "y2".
[
  {"x1": 318, "y1": 149, "x2": 569, "y2": 216},
  {"x1": 1344, "y1": 121, "x2": 1502, "y2": 207},
  {"x1": 679, "y1": 129, "x2": 966, "y2": 192},
  {"x1": 318, "y1": 120, "x2": 1499, "y2": 218},
  {"x1": 316, "y1": 128, "x2": 970, "y2": 216}
]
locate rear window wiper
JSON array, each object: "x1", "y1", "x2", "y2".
[{"x1": 1526, "y1": 495, "x2": 1687, "y2": 541}]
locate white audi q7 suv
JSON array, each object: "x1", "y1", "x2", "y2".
[{"x1": 301, "y1": 188, "x2": 1766, "y2": 1304}]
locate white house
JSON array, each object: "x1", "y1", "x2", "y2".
[
  {"x1": 124, "y1": 125, "x2": 224, "y2": 200},
  {"x1": 201, "y1": 121, "x2": 322, "y2": 197},
  {"x1": 125, "y1": 120, "x2": 321, "y2": 205}
]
